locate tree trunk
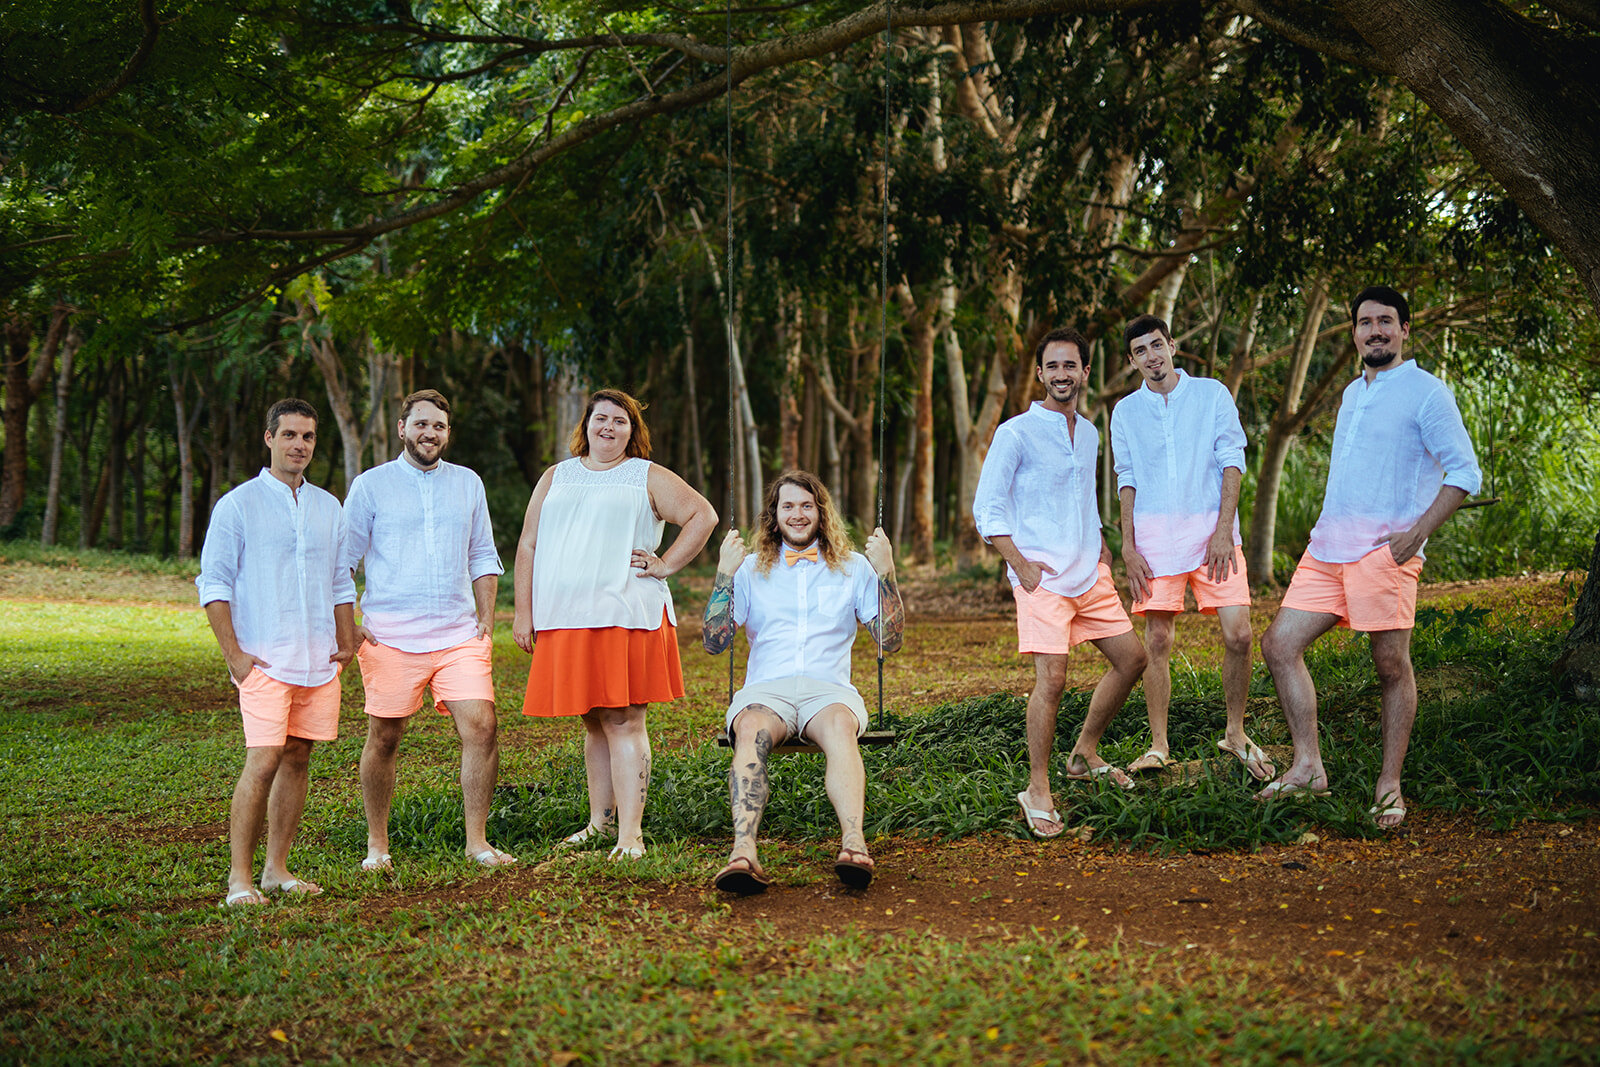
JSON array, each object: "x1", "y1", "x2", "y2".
[
  {"x1": 40, "y1": 326, "x2": 81, "y2": 545},
  {"x1": 897, "y1": 283, "x2": 943, "y2": 563},
  {"x1": 1, "y1": 304, "x2": 69, "y2": 531},
  {"x1": 105, "y1": 359, "x2": 127, "y2": 548},
  {"x1": 1556, "y1": 528, "x2": 1600, "y2": 702},
  {"x1": 294, "y1": 296, "x2": 366, "y2": 490},
  {"x1": 778, "y1": 289, "x2": 804, "y2": 473},
  {"x1": 1243, "y1": 280, "x2": 1361, "y2": 587},
  {"x1": 169, "y1": 364, "x2": 202, "y2": 559}
]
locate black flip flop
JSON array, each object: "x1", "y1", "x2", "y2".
[{"x1": 714, "y1": 856, "x2": 772, "y2": 896}]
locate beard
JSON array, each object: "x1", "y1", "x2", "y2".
[
  {"x1": 780, "y1": 524, "x2": 819, "y2": 549},
  {"x1": 404, "y1": 436, "x2": 444, "y2": 465},
  {"x1": 1361, "y1": 348, "x2": 1398, "y2": 369}
]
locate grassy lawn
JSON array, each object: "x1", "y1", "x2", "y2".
[{"x1": 1, "y1": 548, "x2": 1596, "y2": 1064}]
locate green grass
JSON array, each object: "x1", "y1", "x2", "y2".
[
  {"x1": 5, "y1": 900, "x2": 1593, "y2": 1065},
  {"x1": 2, "y1": 565, "x2": 1597, "y2": 1063}
]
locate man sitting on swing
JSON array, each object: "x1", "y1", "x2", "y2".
[{"x1": 703, "y1": 470, "x2": 905, "y2": 895}]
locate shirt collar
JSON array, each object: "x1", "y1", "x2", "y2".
[
  {"x1": 1141, "y1": 368, "x2": 1187, "y2": 399},
  {"x1": 394, "y1": 454, "x2": 444, "y2": 476},
  {"x1": 255, "y1": 467, "x2": 300, "y2": 498}
]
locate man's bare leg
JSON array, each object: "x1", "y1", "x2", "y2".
[
  {"x1": 726, "y1": 706, "x2": 787, "y2": 866},
  {"x1": 594, "y1": 704, "x2": 651, "y2": 854},
  {"x1": 1368, "y1": 628, "x2": 1416, "y2": 828},
  {"x1": 1215, "y1": 604, "x2": 1272, "y2": 780},
  {"x1": 1258, "y1": 607, "x2": 1341, "y2": 796},
  {"x1": 1066, "y1": 629, "x2": 1147, "y2": 772},
  {"x1": 226, "y1": 745, "x2": 282, "y2": 904},
  {"x1": 808, "y1": 705, "x2": 869, "y2": 858},
  {"x1": 360, "y1": 715, "x2": 409, "y2": 867},
  {"x1": 260, "y1": 736, "x2": 319, "y2": 893},
  {"x1": 1022, "y1": 653, "x2": 1068, "y2": 837},
  {"x1": 1133, "y1": 612, "x2": 1175, "y2": 766},
  {"x1": 445, "y1": 698, "x2": 512, "y2": 864}
]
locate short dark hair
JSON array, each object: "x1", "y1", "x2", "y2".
[
  {"x1": 265, "y1": 398, "x2": 318, "y2": 436},
  {"x1": 569, "y1": 388, "x2": 652, "y2": 460},
  {"x1": 400, "y1": 389, "x2": 452, "y2": 424},
  {"x1": 1122, "y1": 314, "x2": 1172, "y2": 354},
  {"x1": 1349, "y1": 285, "x2": 1410, "y2": 326},
  {"x1": 1034, "y1": 326, "x2": 1090, "y2": 368}
]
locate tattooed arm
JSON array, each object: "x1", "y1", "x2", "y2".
[
  {"x1": 702, "y1": 528, "x2": 746, "y2": 655},
  {"x1": 862, "y1": 526, "x2": 905, "y2": 654}
]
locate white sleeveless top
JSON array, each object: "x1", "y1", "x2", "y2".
[{"x1": 530, "y1": 456, "x2": 675, "y2": 631}]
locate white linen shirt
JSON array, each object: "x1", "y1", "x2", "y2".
[
  {"x1": 972, "y1": 402, "x2": 1104, "y2": 598},
  {"x1": 1110, "y1": 370, "x2": 1247, "y2": 577},
  {"x1": 340, "y1": 457, "x2": 504, "y2": 653},
  {"x1": 1308, "y1": 359, "x2": 1482, "y2": 564},
  {"x1": 196, "y1": 469, "x2": 356, "y2": 688},
  {"x1": 733, "y1": 548, "x2": 879, "y2": 690}
]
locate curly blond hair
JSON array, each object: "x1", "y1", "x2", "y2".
[{"x1": 752, "y1": 470, "x2": 854, "y2": 577}]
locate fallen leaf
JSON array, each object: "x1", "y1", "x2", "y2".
[{"x1": 269, "y1": 1030, "x2": 288, "y2": 1044}]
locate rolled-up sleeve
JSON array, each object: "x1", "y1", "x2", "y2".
[
  {"x1": 972, "y1": 427, "x2": 1020, "y2": 541},
  {"x1": 466, "y1": 480, "x2": 505, "y2": 580},
  {"x1": 331, "y1": 510, "x2": 357, "y2": 606},
  {"x1": 1110, "y1": 406, "x2": 1136, "y2": 491},
  {"x1": 1212, "y1": 391, "x2": 1248, "y2": 473},
  {"x1": 195, "y1": 498, "x2": 243, "y2": 606},
  {"x1": 1421, "y1": 388, "x2": 1482, "y2": 495}
]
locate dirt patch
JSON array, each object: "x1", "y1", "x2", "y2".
[{"x1": 88, "y1": 814, "x2": 1589, "y2": 999}]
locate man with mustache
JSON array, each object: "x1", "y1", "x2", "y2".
[
  {"x1": 1257, "y1": 286, "x2": 1481, "y2": 829},
  {"x1": 341, "y1": 389, "x2": 514, "y2": 870},
  {"x1": 973, "y1": 326, "x2": 1149, "y2": 839},
  {"x1": 703, "y1": 470, "x2": 904, "y2": 894}
]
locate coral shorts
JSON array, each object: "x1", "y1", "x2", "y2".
[
  {"x1": 1014, "y1": 562, "x2": 1133, "y2": 654},
  {"x1": 356, "y1": 635, "x2": 495, "y2": 718},
  {"x1": 1134, "y1": 545, "x2": 1251, "y2": 615},
  {"x1": 236, "y1": 668, "x2": 342, "y2": 748},
  {"x1": 1281, "y1": 546, "x2": 1426, "y2": 632}
]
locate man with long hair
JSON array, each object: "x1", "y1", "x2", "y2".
[{"x1": 703, "y1": 470, "x2": 905, "y2": 894}]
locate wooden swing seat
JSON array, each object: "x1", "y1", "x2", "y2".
[{"x1": 716, "y1": 728, "x2": 897, "y2": 754}]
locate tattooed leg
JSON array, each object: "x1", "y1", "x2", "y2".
[
  {"x1": 598, "y1": 704, "x2": 651, "y2": 852},
  {"x1": 728, "y1": 706, "x2": 786, "y2": 863}
]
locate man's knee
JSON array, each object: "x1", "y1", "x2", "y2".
[
  {"x1": 1221, "y1": 621, "x2": 1253, "y2": 658},
  {"x1": 279, "y1": 737, "x2": 314, "y2": 773},
  {"x1": 448, "y1": 700, "x2": 498, "y2": 746},
  {"x1": 1259, "y1": 623, "x2": 1298, "y2": 670},
  {"x1": 1032, "y1": 655, "x2": 1069, "y2": 693},
  {"x1": 365, "y1": 716, "x2": 406, "y2": 757},
  {"x1": 1143, "y1": 615, "x2": 1176, "y2": 659},
  {"x1": 730, "y1": 706, "x2": 787, "y2": 753},
  {"x1": 1370, "y1": 637, "x2": 1413, "y2": 684},
  {"x1": 807, "y1": 705, "x2": 863, "y2": 753}
]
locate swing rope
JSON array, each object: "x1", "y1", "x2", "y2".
[{"x1": 873, "y1": 2, "x2": 893, "y2": 733}]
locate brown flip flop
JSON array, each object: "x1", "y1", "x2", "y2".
[
  {"x1": 834, "y1": 848, "x2": 875, "y2": 889},
  {"x1": 714, "y1": 856, "x2": 772, "y2": 896}
]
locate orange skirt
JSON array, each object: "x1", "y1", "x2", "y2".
[{"x1": 522, "y1": 612, "x2": 684, "y2": 718}]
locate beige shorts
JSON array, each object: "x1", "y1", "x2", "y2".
[
  {"x1": 726, "y1": 677, "x2": 868, "y2": 742},
  {"x1": 356, "y1": 635, "x2": 494, "y2": 718},
  {"x1": 236, "y1": 668, "x2": 342, "y2": 748}
]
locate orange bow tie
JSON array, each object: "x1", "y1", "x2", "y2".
[{"x1": 784, "y1": 544, "x2": 819, "y2": 566}]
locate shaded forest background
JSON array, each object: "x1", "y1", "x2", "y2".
[{"x1": 2, "y1": 1, "x2": 1597, "y2": 590}]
